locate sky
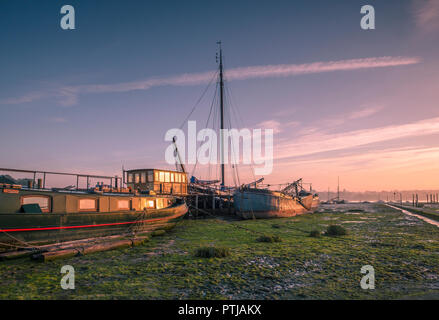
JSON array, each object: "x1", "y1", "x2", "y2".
[{"x1": 0, "y1": 0, "x2": 439, "y2": 192}]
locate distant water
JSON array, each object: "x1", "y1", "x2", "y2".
[{"x1": 386, "y1": 204, "x2": 439, "y2": 228}]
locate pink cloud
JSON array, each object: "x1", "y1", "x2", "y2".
[
  {"x1": 275, "y1": 116, "x2": 439, "y2": 160},
  {"x1": 0, "y1": 56, "x2": 421, "y2": 106},
  {"x1": 414, "y1": 0, "x2": 439, "y2": 33}
]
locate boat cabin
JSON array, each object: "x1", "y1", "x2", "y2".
[
  {"x1": 125, "y1": 169, "x2": 187, "y2": 196},
  {"x1": 0, "y1": 167, "x2": 186, "y2": 215}
]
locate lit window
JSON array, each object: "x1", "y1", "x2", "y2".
[
  {"x1": 79, "y1": 199, "x2": 97, "y2": 211},
  {"x1": 159, "y1": 171, "x2": 165, "y2": 182},
  {"x1": 148, "y1": 171, "x2": 154, "y2": 182},
  {"x1": 127, "y1": 173, "x2": 133, "y2": 183},
  {"x1": 154, "y1": 171, "x2": 159, "y2": 181},
  {"x1": 157, "y1": 198, "x2": 164, "y2": 209},
  {"x1": 141, "y1": 198, "x2": 155, "y2": 209},
  {"x1": 171, "y1": 173, "x2": 174, "y2": 182},
  {"x1": 21, "y1": 196, "x2": 50, "y2": 212},
  {"x1": 135, "y1": 173, "x2": 140, "y2": 183},
  {"x1": 141, "y1": 172, "x2": 146, "y2": 183},
  {"x1": 165, "y1": 172, "x2": 170, "y2": 182},
  {"x1": 182, "y1": 175, "x2": 186, "y2": 183},
  {"x1": 117, "y1": 199, "x2": 130, "y2": 210}
]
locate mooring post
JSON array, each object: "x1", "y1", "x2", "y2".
[
  {"x1": 212, "y1": 194, "x2": 215, "y2": 213},
  {"x1": 195, "y1": 194, "x2": 199, "y2": 217}
]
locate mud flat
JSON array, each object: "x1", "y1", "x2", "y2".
[{"x1": 1, "y1": 203, "x2": 438, "y2": 299}]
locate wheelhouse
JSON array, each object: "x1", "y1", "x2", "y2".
[{"x1": 125, "y1": 169, "x2": 187, "y2": 196}]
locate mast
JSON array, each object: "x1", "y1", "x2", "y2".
[
  {"x1": 337, "y1": 176, "x2": 340, "y2": 202},
  {"x1": 218, "y1": 41, "x2": 225, "y2": 188}
]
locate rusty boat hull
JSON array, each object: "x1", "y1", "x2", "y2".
[{"x1": 234, "y1": 189, "x2": 319, "y2": 219}]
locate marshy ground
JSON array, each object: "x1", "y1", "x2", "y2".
[{"x1": 1, "y1": 203, "x2": 438, "y2": 299}]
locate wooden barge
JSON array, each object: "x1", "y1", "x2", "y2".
[{"x1": 0, "y1": 168, "x2": 188, "y2": 250}]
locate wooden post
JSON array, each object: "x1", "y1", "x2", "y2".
[
  {"x1": 228, "y1": 194, "x2": 231, "y2": 215},
  {"x1": 212, "y1": 194, "x2": 215, "y2": 213},
  {"x1": 195, "y1": 194, "x2": 199, "y2": 217},
  {"x1": 412, "y1": 194, "x2": 415, "y2": 207}
]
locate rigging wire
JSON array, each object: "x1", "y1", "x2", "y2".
[
  {"x1": 225, "y1": 84, "x2": 257, "y2": 184},
  {"x1": 178, "y1": 70, "x2": 218, "y2": 130},
  {"x1": 225, "y1": 93, "x2": 240, "y2": 187},
  {"x1": 190, "y1": 80, "x2": 219, "y2": 181}
]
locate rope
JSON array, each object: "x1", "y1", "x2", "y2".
[
  {"x1": 0, "y1": 229, "x2": 42, "y2": 250},
  {"x1": 178, "y1": 70, "x2": 218, "y2": 130},
  {"x1": 188, "y1": 204, "x2": 265, "y2": 235},
  {"x1": 190, "y1": 81, "x2": 219, "y2": 181}
]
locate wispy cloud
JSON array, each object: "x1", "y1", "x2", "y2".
[
  {"x1": 278, "y1": 146, "x2": 439, "y2": 171},
  {"x1": 257, "y1": 119, "x2": 299, "y2": 134},
  {"x1": 275, "y1": 116, "x2": 439, "y2": 160},
  {"x1": 225, "y1": 56, "x2": 420, "y2": 80},
  {"x1": 414, "y1": 0, "x2": 439, "y2": 33},
  {"x1": 347, "y1": 105, "x2": 382, "y2": 120},
  {"x1": 294, "y1": 105, "x2": 383, "y2": 136},
  {"x1": 0, "y1": 56, "x2": 421, "y2": 107}
]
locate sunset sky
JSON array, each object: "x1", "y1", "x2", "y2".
[{"x1": 1, "y1": 0, "x2": 438, "y2": 192}]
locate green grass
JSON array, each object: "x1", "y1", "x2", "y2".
[
  {"x1": 397, "y1": 206, "x2": 439, "y2": 222},
  {"x1": 0, "y1": 203, "x2": 438, "y2": 300},
  {"x1": 325, "y1": 225, "x2": 347, "y2": 236},
  {"x1": 194, "y1": 246, "x2": 231, "y2": 258},
  {"x1": 256, "y1": 235, "x2": 282, "y2": 243},
  {"x1": 309, "y1": 230, "x2": 321, "y2": 238}
]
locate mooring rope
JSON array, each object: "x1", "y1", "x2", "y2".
[
  {"x1": 188, "y1": 204, "x2": 266, "y2": 236},
  {"x1": 0, "y1": 229, "x2": 41, "y2": 250}
]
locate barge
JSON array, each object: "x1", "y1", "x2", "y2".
[{"x1": 0, "y1": 168, "x2": 188, "y2": 250}]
